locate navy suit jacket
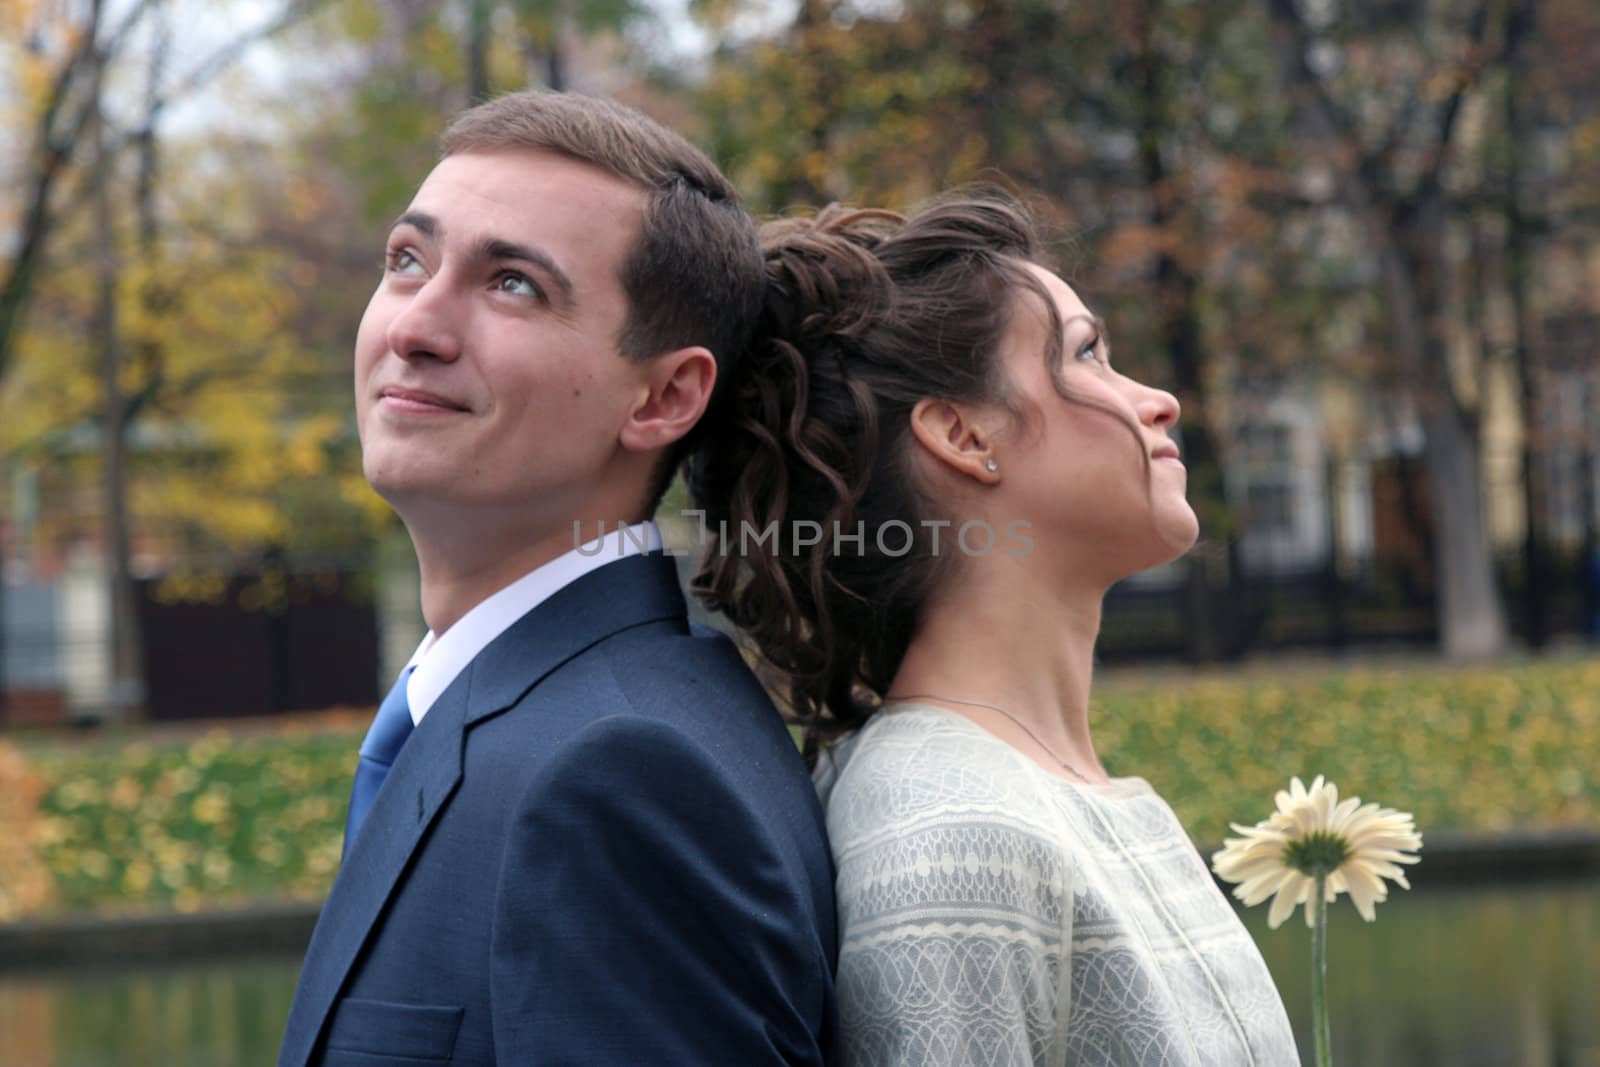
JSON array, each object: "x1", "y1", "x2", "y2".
[{"x1": 278, "y1": 553, "x2": 838, "y2": 1065}]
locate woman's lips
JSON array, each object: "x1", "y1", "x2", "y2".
[{"x1": 1151, "y1": 444, "x2": 1184, "y2": 469}]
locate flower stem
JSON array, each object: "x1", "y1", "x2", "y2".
[{"x1": 1311, "y1": 870, "x2": 1331, "y2": 1067}]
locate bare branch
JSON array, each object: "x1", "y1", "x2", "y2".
[
  {"x1": 1264, "y1": 0, "x2": 1388, "y2": 222},
  {"x1": 0, "y1": 0, "x2": 164, "y2": 378},
  {"x1": 1, "y1": 0, "x2": 324, "y2": 380},
  {"x1": 1404, "y1": 0, "x2": 1496, "y2": 214},
  {"x1": 1367, "y1": 90, "x2": 1423, "y2": 190},
  {"x1": 0, "y1": 15, "x2": 101, "y2": 376},
  {"x1": 154, "y1": 0, "x2": 327, "y2": 110}
]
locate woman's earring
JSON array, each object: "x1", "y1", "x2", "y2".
[{"x1": 985, "y1": 459, "x2": 998, "y2": 473}]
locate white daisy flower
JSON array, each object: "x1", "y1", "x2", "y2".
[{"x1": 1212, "y1": 775, "x2": 1423, "y2": 930}]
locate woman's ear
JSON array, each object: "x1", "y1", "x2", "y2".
[
  {"x1": 619, "y1": 346, "x2": 717, "y2": 454},
  {"x1": 908, "y1": 397, "x2": 1003, "y2": 485}
]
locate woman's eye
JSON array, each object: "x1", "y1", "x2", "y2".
[
  {"x1": 494, "y1": 271, "x2": 542, "y2": 299},
  {"x1": 1076, "y1": 335, "x2": 1103, "y2": 363},
  {"x1": 386, "y1": 248, "x2": 424, "y2": 275}
]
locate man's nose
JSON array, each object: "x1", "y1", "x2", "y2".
[{"x1": 385, "y1": 278, "x2": 464, "y2": 363}]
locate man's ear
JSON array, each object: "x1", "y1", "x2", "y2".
[
  {"x1": 619, "y1": 346, "x2": 718, "y2": 454},
  {"x1": 908, "y1": 397, "x2": 1003, "y2": 485}
]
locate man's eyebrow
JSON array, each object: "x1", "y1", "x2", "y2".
[
  {"x1": 476, "y1": 237, "x2": 576, "y2": 307},
  {"x1": 389, "y1": 210, "x2": 437, "y2": 238},
  {"x1": 385, "y1": 211, "x2": 577, "y2": 307}
]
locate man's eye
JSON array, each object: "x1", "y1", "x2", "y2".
[
  {"x1": 494, "y1": 271, "x2": 543, "y2": 300},
  {"x1": 386, "y1": 249, "x2": 424, "y2": 275}
]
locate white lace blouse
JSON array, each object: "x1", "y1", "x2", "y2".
[{"x1": 815, "y1": 704, "x2": 1300, "y2": 1067}]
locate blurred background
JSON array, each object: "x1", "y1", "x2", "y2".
[{"x1": 0, "y1": 0, "x2": 1596, "y2": 1064}]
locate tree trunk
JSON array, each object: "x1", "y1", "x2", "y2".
[
  {"x1": 0, "y1": 7, "x2": 106, "y2": 380},
  {"x1": 520, "y1": 6, "x2": 568, "y2": 94},
  {"x1": 0, "y1": 496, "x2": 6, "y2": 721},
  {"x1": 1381, "y1": 220, "x2": 1507, "y2": 660},
  {"x1": 775, "y1": 0, "x2": 834, "y2": 206},
  {"x1": 1132, "y1": 0, "x2": 1231, "y2": 661},
  {"x1": 545, "y1": 30, "x2": 565, "y2": 93},
  {"x1": 466, "y1": 0, "x2": 491, "y2": 103},
  {"x1": 1504, "y1": 0, "x2": 1544, "y2": 648},
  {"x1": 90, "y1": 49, "x2": 146, "y2": 722},
  {"x1": 1582, "y1": 444, "x2": 1599, "y2": 640},
  {"x1": 969, "y1": 0, "x2": 1018, "y2": 167},
  {"x1": 1265, "y1": 0, "x2": 1508, "y2": 660},
  {"x1": 1418, "y1": 400, "x2": 1506, "y2": 658}
]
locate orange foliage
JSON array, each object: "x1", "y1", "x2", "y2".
[{"x1": 0, "y1": 741, "x2": 56, "y2": 920}]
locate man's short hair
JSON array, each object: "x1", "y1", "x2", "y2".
[{"x1": 442, "y1": 91, "x2": 763, "y2": 511}]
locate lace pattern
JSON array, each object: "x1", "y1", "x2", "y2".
[{"x1": 817, "y1": 705, "x2": 1300, "y2": 1067}]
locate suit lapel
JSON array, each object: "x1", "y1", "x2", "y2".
[
  {"x1": 276, "y1": 677, "x2": 468, "y2": 1067},
  {"x1": 278, "y1": 553, "x2": 688, "y2": 1067}
]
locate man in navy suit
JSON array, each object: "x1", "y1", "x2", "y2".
[{"x1": 278, "y1": 91, "x2": 837, "y2": 1066}]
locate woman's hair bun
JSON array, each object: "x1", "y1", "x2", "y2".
[{"x1": 756, "y1": 207, "x2": 904, "y2": 353}]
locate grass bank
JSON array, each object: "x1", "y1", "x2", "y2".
[
  {"x1": 1, "y1": 657, "x2": 1596, "y2": 921},
  {"x1": 1095, "y1": 655, "x2": 1600, "y2": 843}
]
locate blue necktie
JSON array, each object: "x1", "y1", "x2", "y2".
[{"x1": 343, "y1": 667, "x2": 416, "y2": 857}]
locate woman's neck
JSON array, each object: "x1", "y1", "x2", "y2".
[{"x1": 888, "y1": 560, "x2": 1110, "y2": 781}]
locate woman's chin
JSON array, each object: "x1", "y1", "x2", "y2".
[
  {"x1": 1153, "y1": 508, "x2": 1201, "y2": 563},
  {"x1": 1096, "y1": 524, "x2": 1199, "y2": 585}
]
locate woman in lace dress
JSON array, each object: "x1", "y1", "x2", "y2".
[{"x1": 689, "y1": 193, "x2": 1299, "y2": 1066}]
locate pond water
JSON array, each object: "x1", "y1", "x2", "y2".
[
  {"x1": 1, "y1": 881, "x2": 1596, "y2": 1066},
  {"x1": 1245, "y1": 880, "x2": 1599, "y2": 1066},
  {"x1": 0, "y1": 954, "x2": 297, "y2": 1067}
]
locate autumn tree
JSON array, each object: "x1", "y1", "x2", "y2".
[
  {"x1": 1, "y1": 0, "x2": 354, "y2": 720},
  {"x1": 1260, "y1": 0, "x2": 1600, "y2": 658},
  {"x1": 700, "y1": 0, "x2": 1308, "y2": 657}
]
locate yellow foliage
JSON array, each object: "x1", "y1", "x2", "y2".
[
  {"x1": 1, "y1": 135, "x2": 371, "y2": 561},
  {"x1": 0, "y1": 326, "x2": 98, "y2": 453},
  {"x1": 0, "y1": 2, "x2": 58, "y2": 123},
  {"x1": 140, "y1": 478, "x2": 291, "y2": 548},
  {"x1": 1575, "y1": 117, "x2": 1600, "y2": 159},
  {"x1": 151, "y1": 571, "x2": 231, "y2": 606},
  {"x1": 288, "y1": 414, "x2": 342, "y2": 477},
  {"x1": 339, "y1": 472, "x2": 397, "y2": 532},
  {"x1": 703, "y1": 13, "x2": 990, "y2": 212}
]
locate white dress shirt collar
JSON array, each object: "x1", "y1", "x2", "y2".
[{"x1": 400, "y1": 520, "x2": 663, "y2": 725}]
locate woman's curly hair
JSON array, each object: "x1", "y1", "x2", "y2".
[{"x1": 686, "y1": 191, "x2": 1066, "y2": 763}]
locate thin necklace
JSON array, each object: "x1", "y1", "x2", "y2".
[{"x1": 884, "y1": 693, "x2": 1102, "y2": 784}]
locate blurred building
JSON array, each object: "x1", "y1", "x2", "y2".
[{"x1": 0, "y1": 436, "x2": 393, "y2": 727}]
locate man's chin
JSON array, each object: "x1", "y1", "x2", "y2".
[{"x1": 363, "y1": 465, "x2": 448, "y2": 511}]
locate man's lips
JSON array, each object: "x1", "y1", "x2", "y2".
[{"x1": 378, "y1": 386, "x2": 470, "y2": 414}]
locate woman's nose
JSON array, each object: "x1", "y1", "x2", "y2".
[{"x1": 1133, "y1": 381, "x2": 1180, "y2": 429}]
